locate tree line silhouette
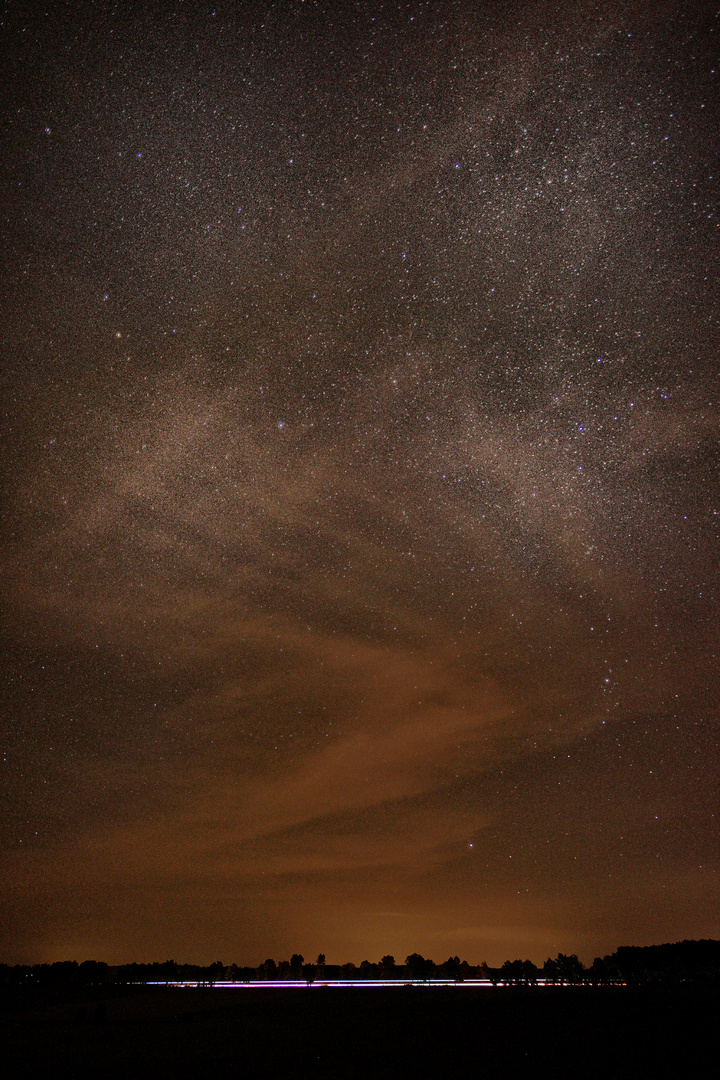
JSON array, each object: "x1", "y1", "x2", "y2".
[{"x1": 2, "y1": 939, "x2": 718, "y2": 988}]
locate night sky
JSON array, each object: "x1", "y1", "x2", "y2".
[{"x1": 1, "y1": 0, "x2": 718, "y2": 967}]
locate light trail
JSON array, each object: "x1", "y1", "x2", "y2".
[{"x1": 142, "y1": 979, "x2": 590, "y2": 989}]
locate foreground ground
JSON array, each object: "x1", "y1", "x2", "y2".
[{"x1": 1, "y1": 983, "x2": 717, "y2": 1078}]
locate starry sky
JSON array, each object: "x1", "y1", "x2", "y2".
[{"x1": 1, "y1": 0, "x2": 718, "y2": 967}]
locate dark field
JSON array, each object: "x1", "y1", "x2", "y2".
[{"x1": 2, "y1": 984, "x2": 717, "y2": 1078}]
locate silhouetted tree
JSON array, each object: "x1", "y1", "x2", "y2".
[
  {"x1": 405, "y1": 953, "x2": 434, "y2": 980},
  {"x1": 543, "y1": 957, "x2": 559, "y2": 984},
  {"x1": 588, "y1": 957, "x2": 612, "y2": 985},
  {"x1": 207, "y1": 961, "x2": 224, "y2": 985},
  {"x1": 380, "y1": 955, "x2": 396, "y2": 977},
  {"x1": 160, "y1": 960, "x2": 178, "y2": 984},
  {"x1": 544, "y1": 953, "x2": 585, "y2": 984},
  {"x1": 501, "y1": 959, "x2": 524, "y2": 985},
  {"x1": 49, "y1": 961, "x2": 79, "y2": 986},
  {"x1": 440, "y1": 956, "x2": 463, "y2": 980},
  {"x1": 556, "y1": 953, "x2": 585, "y2": 984},
  {"x1": 607, "y1": 939, "x2": 720, "y2": 986},
  {"x1": 290, "y1": 954, "x2": 304, "y2": 977},
  {"x1": 523, "y1": 960, "x2": 539, "y2": 985},
  {"x1": 79, "y1": 960, "x2": 109, "y2": 986}
]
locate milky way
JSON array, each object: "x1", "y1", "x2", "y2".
[{"x1": 1, "y1": 0, "x2": 718, "y2": 965}]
